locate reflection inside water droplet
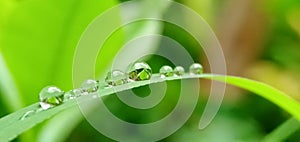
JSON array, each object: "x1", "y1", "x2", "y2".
[{"x1": 127, "y1": 62, "x2": 152, "y2": 81}]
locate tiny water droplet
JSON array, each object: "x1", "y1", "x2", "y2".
[
  {"x1": 64, "y1": 91, "x2": 75, "y2": 101},
  {"x1": 105, "y1": 70, "x2": 127, "y2": 86},
  {"x1": 35, "y1": 108, "x2": 44, "y2": 113},
  {"x1": 20, "y1": 110, "x2": 35, "y2": 120},
  {"x1": 73, "y1": 88, "x2": 84, "y2": 96},
  {"x1": 39, "y1": 86, "x2": 64, "y2": 110},
  {"x1": 159, "y1": 65, "x2": 173, "y2": 78},
  {"x1": 174, "y1": 66, "x2": 185, "y2": 76},
  {"x1": 189, "y1": 63, "x2": 203, "y2": 75},
  {"x1": 81, "y1": 79, "x2": 99, "y2": 93},
  {"x1": 127, "y1": 62, "x2": 152, "y2": 81},
  {"x1": 98, "y1": 83, "x2": 112, "y2": 89},
  {"x1": 63, "y1": 88, "x2": 83, "y2": 102}
]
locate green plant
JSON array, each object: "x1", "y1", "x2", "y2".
[
  {"x1": 0, "y1": 73, "x2": 299, "y2": 141},
  {"x1": 1, "y1": 0, "x2": 300, "y2": 141}
]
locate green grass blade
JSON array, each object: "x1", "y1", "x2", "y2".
[
  {"x1": 0, "y1": 53, "x2": 24, "y2": 111},
  {"x1": 0, "y1": 101, "x2": 76, "y2": 142},
  {"x1": 0, "y1": 74, "x2": 299, "y2": 141},
  {"x1": 203, "y1": 75, "x2": 300, "y2": 120},
  {"x1": 262, "y1": 117, "x2": 300, "y2": 142},
  {"x1": 37, "y1": 106, "x2": 83, "y2": 142}
]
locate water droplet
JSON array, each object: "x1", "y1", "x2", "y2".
[
  {"x1": 64, "y1": 91, "x2": 75, "y2": 101},
  {"x1": 127, "y1": 62, "x2": 152, "y2": 81},
  {"x1": 74, "y1": 88, "x2": 84, "y2": 96},
  {"x1": 189, "y1": 63, "x2": 203, "y2": 75},
  {"x1": 81, "y1": 79, "x2": 99, "y2": 93},
  {"x1": 20, "y1": 110, "x2": 36, "y2": 120},
  {"x1": 63, "y1": 88, "x2": 83, "y2": 101},
  {"x1": 105, "y1": 70, "x2": 127, "y2": 86},
  {"x1": 98, "y1": 82, "x2": 112, "y2": 89},
  {"x1": 159, "y1": 65, "x2": 173, "y2": 78},
  {"x1": 35, "y1": 108, "x2": 44, "y2": 113},
  {"x1": 39, "y1": 86, "x2": 64, "y2": 110},
  {"x1": 174, "y1": 66, "x2": 185, "y2": 76}
]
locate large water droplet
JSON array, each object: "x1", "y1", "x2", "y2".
[
  {"x1": 105, "y1": 70, "x2": 127, "y2": 86},
  {"x1": 127, "y1": 62, "x2": 152, "y2": 81},
  {"x1": 39, "y1": 86, "x2": 64, "y2": 110},
  {"x1": 174, "y1": 66, "x2": 185, "y2": 76},
  {"x1": 159, "y1": 65, "x2": 173, "y2": 78},
  {"x1": 81, "y1": 79, "x2": 99, "y2": 93},
  {"x1": 189, "y1": 63, "x2": 203, "y2": 75},
  {"x1": 20, "y1": 110, "x2": 36, "y2": 120}
]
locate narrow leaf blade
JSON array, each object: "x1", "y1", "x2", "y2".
[{"x1": 0, "y1": 74, "x2": 299, "y2": 141}]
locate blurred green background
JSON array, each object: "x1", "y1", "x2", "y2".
[{"x1": 1, "y1": 0, "x2": 300, "y2": 141}]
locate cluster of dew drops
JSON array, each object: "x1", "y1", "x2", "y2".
[{"x1": 20, "y1": 62, "x2": 203, "y2": 120}]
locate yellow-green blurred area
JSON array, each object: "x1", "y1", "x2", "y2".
[{"x1": 1, "y1": 0, "x2": 300, "y2": 141}]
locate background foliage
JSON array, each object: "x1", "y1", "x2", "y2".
[{"x1": 0, "y1": 0, "x2": 300, "y2": 141}]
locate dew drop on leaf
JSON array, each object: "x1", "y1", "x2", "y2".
[
  {"x1": 189, "y1": 63, "x2": 203, "y2": 75},
  {"x1": 63, "y1": 88, "x2": 83, "y2": 102},
  {"x1": 81, "y1": 79, "x2": 99, "y2": 93},
  {"x1": 105, "y1": 70, "x2": 127, "y2": 86},
  {"x1": 174, "y1": 66, "x2": 185, "y2": 76},
  {"x1": 39, "y1": 86, "x2": 64, "y2": 110},
  {"x1": 20, "y1": 110, "x2": 36, "y2": 120},
  {"x1": 159, "y1": 65, "x2": 173, "y2": 78},
  {"x1": 127, "y1": 62, "x2": 152, "y2": 81}
]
